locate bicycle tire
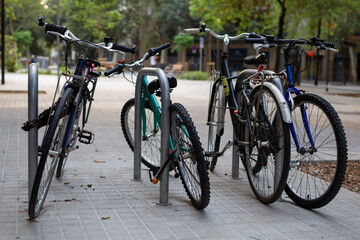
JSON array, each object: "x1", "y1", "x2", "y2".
[
  {"x1": 170, "y1": 103, "x2": 210, "y2": 209},
  {"x1": 208, "y1": 83, "x2": 225, "y2": 171},
  {"x1": 121, "y1": 98, "x2": 161, "y2": 169},
  {"x1": 56, "y1": 100, "x2": 82, "y2": 178},
  {"x1": 29, "y1": 88, "x2": 75, "y2": 218},
  {"x1": 285, "y1": 93, "x2": 347, "y2": 209},
  {"x1": 243, "y1": 85, "x2": 290, "y2": 204}
]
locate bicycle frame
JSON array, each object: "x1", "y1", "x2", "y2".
[
  {"x1": 140, "y1": 76, "x2": 190, "y2": 165},
  {"x1": 59, "y1": 57, "x2": 96, "y2": 158},
  {"x1": 208, "y1": 54, "x2": 245, "y2": 141},
  {"x1": 284, "y1": 61, "x2": 316, "y2": 152}
]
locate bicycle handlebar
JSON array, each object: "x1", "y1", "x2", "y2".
[
  {"x1": 148, "y1": 42, "x2": 171, "y2": 57},
  {"x1": 38, "y1": 16, "x2": 136, "y2": 54},
  {"x1": 245, "y1": 38, "x2": 267, "y2": 44},
  {"x1": 112, "y1": 43, "x2": 136, "y2": 54},
  {"x1": 104, "y1": 63, "x2": 126, "y2": 77},
  {"x1": 183, "y1": 26, "x2": 249, "y2": 41},
  {"x1": 259, "y1": 34, "x2": 337, "y2": 52},
  {"x1": 104, "y1": 42, "x2": 172, "y2": 77}
]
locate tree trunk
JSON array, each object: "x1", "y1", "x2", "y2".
[
  {"x1": 314, "y1": 18, "x2": 322, "y2": 86},
  {"x1": 275, "y1": 0, "x2": 286, "y2": 72},
  {"x1": 349, "y1": 46, "x2": 358, "y2": 84}
]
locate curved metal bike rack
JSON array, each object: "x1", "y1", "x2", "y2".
[
  {"x1": 134, "y1": 67, "x2": 170, "y2": 205},
  {"x1": 28, "y1": 63, "x2": 39, "y2": 200}
]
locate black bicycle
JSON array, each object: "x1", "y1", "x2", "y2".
[
  {"x1": 23, "y1": 17, "x2": 135, "y2": 219},
  {"x1": 183, "y1": 24, "x2": 292, "y2": 204}
]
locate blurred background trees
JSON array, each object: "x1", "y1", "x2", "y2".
[{"x1": 0, "y1": 0, "x2": 359, "y2": 81}]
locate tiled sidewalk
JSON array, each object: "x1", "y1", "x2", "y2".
[{"x1": 0, "y1": 73, "x2": 359, "y2": 240}]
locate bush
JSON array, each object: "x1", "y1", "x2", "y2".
[
  {"x1": 178, "y1": 71, "x2": 207, "y2": 80},
  {"x1": 4, "y1": 35, "x2": 20, "y2": 72}
]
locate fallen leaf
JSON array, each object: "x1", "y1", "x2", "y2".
[
  {"x1": 101, "y1": 216, "x2": 110, "y2": 220},
  {"x1": 93, "y1": 160, "x2": 106, "y2": 163},
  {"x1": 64, "y1": 182, "x2": 70, "y2": 185},
  {"x1": 26, "y1": 218, "x2": 39, "y2": 223},
  {"x1": 100, "y1": 176, "x2": 106, "y2": 178},
  {"x1": 87, "y1": 184, "x2": 92, "y2": 188}
]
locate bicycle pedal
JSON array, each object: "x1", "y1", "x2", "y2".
[
  {"x1": 204, "y1": 151, "x2": 221, "y2": 157},
  {"x1": 78, "y1": 130, "x2": 95, "y2": 144}
]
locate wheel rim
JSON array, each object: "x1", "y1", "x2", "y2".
[
  {"x1": 172, "y1": 114, "x2": 202, "y2": 201},
  {"x1": 246, "y1": 88, "x2": 286, "y2": 199},
  {"x1": 125, "y1": 101, "x2": 161, "y2": 167},
  {"x1": 287, "y1": 100, "x2": 338, "y2": 200}
]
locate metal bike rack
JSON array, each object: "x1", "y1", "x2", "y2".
[
  {"x1": 134, "y1": 67, "x2": 170, "y2": 205},
  {"x1": 28, "y1": 63, "x2": 39, "y2": 200}
]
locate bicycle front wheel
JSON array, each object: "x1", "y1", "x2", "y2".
[
  {"x1": 56, "y1": 100, "x2": 82, "y2": 178},
  {"x1": 29, "y1": 88, "x2": 75, "y2": 219},
  {"x1": 170, "y1": 103, "x2": 210, "y2": 209},
  {"x1": 285, "y1": 93, "x2": 347, "y2": 209},
  {"x1": 244, "y1": 85, "x2": 290, "y2": 204},
  {"x1": 121, "y1": 98, "x2": 161, "y2": 168},
  {"x1": 208, "y1": 82, "x2": 225, "y2": 171}
]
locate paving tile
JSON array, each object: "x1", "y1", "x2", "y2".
[{"x1": 1, "y1": 73, "x2": 360, "y2": 239}]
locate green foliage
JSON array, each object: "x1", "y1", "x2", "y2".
[
  {"x1": 178, "y1": 71, "x2": 207, "y2": 80},
  {"x1": 189, "y1": 0, "x2": 279, "y2": 34},
  {"x1": 155, "y1": 0, "x2": 197, "y2": 40},
  {"x1": 13, "y1": 30, "x2": 34, "y2": 56},
  {"x1": 173, "y1": 33, "x2": 194, "y2": 52},
  {"x1": 285, "y1": 0, "x2": 360, "y2": 43},
  {"x1": 4, "y1": 35, "x2": 20, "y2": 72},
  {"x1": 62, "y1": 0, "x2": 122, "y2": 42}
]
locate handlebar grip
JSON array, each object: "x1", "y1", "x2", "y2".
[
  {"x1": 104, "y1": 64, "x2": 125, "y2": 77},
  {"x1": 324, "y1": 42, "x2": 335, "y2": 48},
  {"x1": 245, "y1": 38, "x2": 266, "y2": 44},
  {"x1": 148, "y1": 42, "x2": 171, "y2": 57},
  {"x1": 112, "y1": 43, "x2": 136, "y2": 54},
  {"x1": 183, "y1": 28, "x2": 200, "y2": 34},
  {"x1": 45, "y1": 23, "x2": 68, "y2": 35},
  {"x1": 248, "y1": 33, "x2": 262, "y2": 38}
]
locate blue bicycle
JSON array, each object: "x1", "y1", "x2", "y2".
[{"x1": 246, "y1": 35, "x2": 348, "y2": 208}]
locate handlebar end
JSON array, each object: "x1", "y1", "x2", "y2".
[
  {"x1": 200, "y1": 23, "x2": 206, "y2": 33},
  {"x1": 38, "y1": 16, "x2": 45, "y2": 26}
]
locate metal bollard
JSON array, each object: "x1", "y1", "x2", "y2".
[
  {"x1": 28, "y1": 63, "x2": 38, "y2": 200},
  {"x1": 134, "y1": 68, "x2": 170, "y2": 205},
  {"x1": 232, "y1": 130, "x2": 240, "y2": 179}
]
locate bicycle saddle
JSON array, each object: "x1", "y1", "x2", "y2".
[
  {"x1": 147, "y1": 76, "x2": 177, "y2": 95},
  {"x1": 244, "y1": 53, "x2": 267, "y2": 66}
]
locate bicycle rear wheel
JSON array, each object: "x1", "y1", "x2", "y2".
[
  {"x1": 285, "y1": 93, "x2": 347, "y2": 209},
  {"x1": 121, "y1": 98, "x2": 161, "y2": 168},
  {"x1": 207, "y1": 82, "x2": 225, "y2": 171},
  {"x1": 170, "y1": 103, "x2": 210, "y2": 209},
  {"x1": 244, "y1": 85, "x2": 290, "y2": 204},
  {"x1": 29, "y1": 88, "x2": 74, "y2": 218}
]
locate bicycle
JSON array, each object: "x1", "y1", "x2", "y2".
[
  {"x1": 22, "y1": 16, "x2": 136, "y2": 219},
  {"x1": 247, "y1": 35, "x2": 348, "y2": 208},
  {"x1": 105, "y1": 45, "x2": 210, "y2": 210},
  {"x1": 183, "y1": 24, "x2": 292, "y2": 204}
]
